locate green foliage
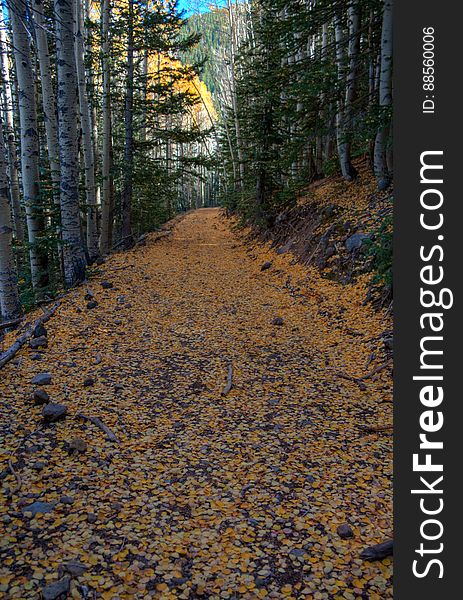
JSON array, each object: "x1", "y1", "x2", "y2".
[
  {"x1": 180, "y1": 10, "x2": 229, "y2": 98},
  {"x1": 365, "y1": 214, "x2": 393, "y2": 288},
  {"x1": 216, "y1": 0, "x2": 388, "y2": 224}
]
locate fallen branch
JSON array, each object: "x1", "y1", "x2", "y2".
[
  {"x1": 0, "y1": 303, "x2": 60, "y2": 370},
  {"x1": 359, "y1": 360, "x2": 393, "y2": 381},
  {"x1": 0, "y1": 317, "x2": 23, "y2": 331},
  {"x1": 7, "y1": 459, "x2": 22, "y2": 495},
  {"x1": 336, "y1": 359, "x2": 393, "y2": 390},
  {"x1": 221, "y1": 363, "x2": 234, "y2": 396},
  {"x1": 106, "y1": 264, "x2": 135, "y2": 273},
  {"x1": 76, "y1": 413, "x2": 119, "y2": 443},
  {"x1": 336, "y1": 372, "x2": 367, "y2": 391}
]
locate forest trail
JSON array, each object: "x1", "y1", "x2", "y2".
[{"x1": 0, "y1": 209, "x2": 392, "y2": 599}]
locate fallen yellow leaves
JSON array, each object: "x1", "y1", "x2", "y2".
[{"x1": 0, "y1": 208, "x2": 392, "y2": 598}]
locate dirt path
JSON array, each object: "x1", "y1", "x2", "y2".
[{"x1": 0, "y1": 209, "x2": 392, "y2": 599}]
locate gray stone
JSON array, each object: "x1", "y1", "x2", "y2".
[
  {"x1": 60, "y1": 561, "x2": 87, "y2": 578},
  {"x1": 101, "y1": 281, "x2": 113, "y2": 289},
  {"x1": 360, "y1": 539, "x2": 393, "y2": 561},
  {"x1": 31, "y1": 372, "x2": 52, "y2": 385},
  {"x1": 325, "y1": 246, "x2": 335, "y2": 258},
  {"x1": 87, "y1": 513, "x2": 97, "y2": 524},
  {"x1": 86, "y1": 300, "x2": 98, "y2": 310},
  {"x1": 33, "y1": 323, "x2": 47, "y2": 338},
  {"x1": 261, "y1": 261, "x2": 272, "y2": 271},
  {"x1": 68, "y1": 438, "x2": 87, "y2": 454},
  {"x1": 276, "y1": 242, "x2": 292, "y2": 255},
  {"x1": 42, "y1": 577, "x2": 70, "y2": 600},
  {"x1": 32, "y1": 388, "x2": 50, "y2": 405},
  {"x1": 29, "y1": 336, "x2": 48, "y2": 349},
  {"x1": 22, "y1": 501, "x2": 54, "y2": 516},
  {"x1": 42, "y1": 403, "x2": 68, "y2": 422},
  {"x1": 60, "y1": 495, "x2": 75, "y2": 505},
  {"x1": 337, "y1": 523, "x2": 354, "y2": 539},
  {"x1": 346, "y1": 233, "x2": 369, "y2": 252},
  {"x1": 384, "y1": 337, "x2": 393, "y2": 351},
  {"x1": 32, "y1": 461, "x2": 46, "y2": 471},
  {"x1": 272, "y1": 317, "x2": 284, "y2": 327}
]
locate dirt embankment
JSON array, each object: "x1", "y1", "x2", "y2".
[{"x1": 262, "y1": 161, "x2": 393, "y2": 308}]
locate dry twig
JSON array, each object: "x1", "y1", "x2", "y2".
[
  {"x1": 222, "y1": 363, "x2": 234, "y2": 396},
  {"x1": 76, "y1": 413, "x2": 119, "y2": 443}
]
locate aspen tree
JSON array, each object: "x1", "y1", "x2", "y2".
[
  {"x1": 31, "y1": 0, "x2": 60, "y2": 206},
  {"x1": 374, "y1": 0, "x2": 393, "y2": 190},
  {"x1": 0, "y1": 16, "x2": 23, "y2": 242},
  {"x1": 122, "y1": 0, "x2": 135, "y2": 245},
  {"x1": 75, "y1": 0, "x2": 99, "y2": 260},
  {"x1": 54, "y1": 0, "x2": 87, "y2": 286},
  {"x1": 100, "y1": 0, "x2": 114, "y2": 253},
  {"x1": 10, "y1": 0, "x2": 48, "y2": 292},
  {"x1": 0, "y1": 118, "x2": 21, "y2": 321}
]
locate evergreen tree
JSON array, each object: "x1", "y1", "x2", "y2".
[{"x1": 217, "y1": 0, "x2": 392, "y2": 224}]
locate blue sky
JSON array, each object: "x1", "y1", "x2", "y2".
[{"x1": 177, "y1": 1, "x2": 226, "y2": 17}]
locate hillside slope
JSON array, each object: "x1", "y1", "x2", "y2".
[
  {"x1": 180, "y1": 9, "x2": 229, "y2": 98},
  {"x1": 262, "y1": 161, "x2": 393, "y2": 309}
]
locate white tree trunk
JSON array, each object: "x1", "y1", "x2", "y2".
[
  {"x1": 374, "y1": 0, "x2": 393, "y2": 189},
  {"x1": 0, "y1": 118, "x2": 22, "y2": 321},
  {"x1": 335, "y1": 2, "x2": 360, "y2": 181},
  {"x1": 84, "y1": 0, "x2": 101, "y2": 232},
  {"x1": 227, "y1": 0, "x2": 245, "y2": 188},
  {"x1": 122, "y1": 0, "x2": 134, "y2": 244},
  {"x1": 31, "y1": 0, "x2": 61, "y2": 205},
  {"x1": 54, "y1": 0, "x2": 86, "y2": 286},
  {"x1": 75, "y1": 0, "x2": 98, "y2": 260},
  {"x1": 10, "y1": 0, "x2": 47, "y2": 291},
  {"x1": 0, "y1": 18, "x2": 23, "y2": 242},
  {"x1": 100, "y1": 0, "x2": 113, "y2": 253}
]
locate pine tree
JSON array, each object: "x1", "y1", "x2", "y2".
[{"x1": 217, "y1": 0, "x2": 392, "y2": 223}]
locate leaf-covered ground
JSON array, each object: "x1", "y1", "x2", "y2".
[{"x1": 0, "y1": 209, "x2": 392, "y2": 599}]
